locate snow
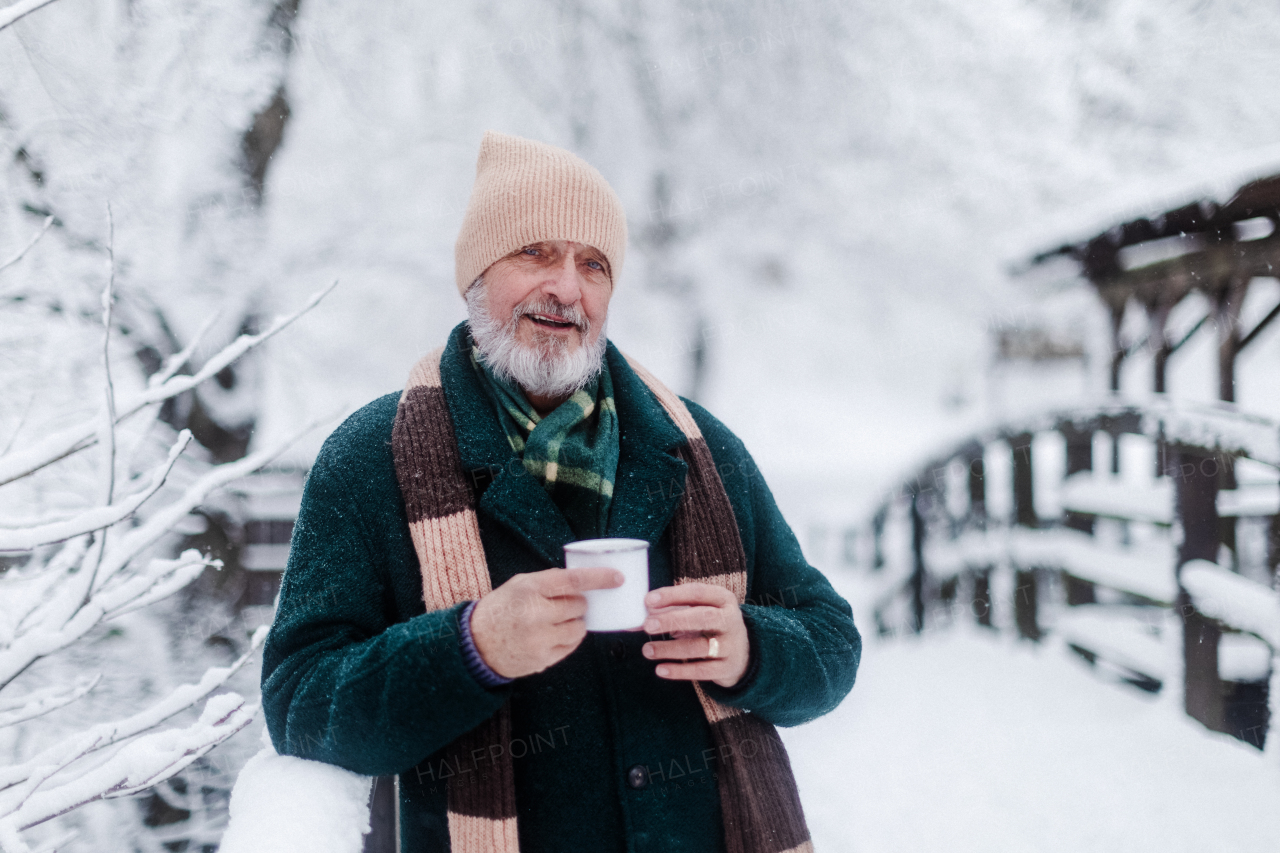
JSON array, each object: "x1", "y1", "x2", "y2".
[
  {"x1": 1008, "y1": 141, "x2": 1280, "y2": 263},
  {"x1": 6, "y1": 0, "x2": 1280, "y2": 847},
  {"x1": 1218, "y1": 485, "x2": 1280, "y2": 518},
  {"x1": 927, "y1": 527, "x2": 1178, "y2": 604},
  {"x1": 1060, "y1": 472, "x2": 1173, "y2": 525},
  {"x1": 1144, "y1": 399, "x2": 1280, "y2": 468},
  {"x1": 1219, "y1": 634, "x2": 1273, "y2": 683},
  {"x1": 0, "y1": 432, "x2": 189, "y2": 551},
  {"x1": 0, "y1": 0, "x2": 60, "y2": 32},
  {"x1": 1181, "y1": 560, "x2": 1280, "y2": 648},
  {"x1": 218, "y1": 730, "x2": 371, "y2": 853},
  {"x1": 782, "y1": 629, "x2": 1280, "y2": 853},
  {"x1": 1053, "y1": 605, "x2": 1167, "y2": 680}
]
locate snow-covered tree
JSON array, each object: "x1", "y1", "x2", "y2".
[{"x1": 0, "y1": 209, "x2": 330, "y2": 851}]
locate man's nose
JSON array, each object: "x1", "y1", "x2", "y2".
[{"x1": 539, "y1": 251, "x2": 583, "y2": 305}]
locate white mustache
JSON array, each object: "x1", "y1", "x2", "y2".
[{"x1": 513, "y1": 298, "x2": 588, "y2": 332}]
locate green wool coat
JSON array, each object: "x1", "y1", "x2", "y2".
[{"x1": 261, "y1": 324, "x2": 861, "y2": 853}]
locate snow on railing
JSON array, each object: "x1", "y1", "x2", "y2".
[
  {"x1": 922, "y1": 527, "x2": 1177, "y2": 604},
  {"x1": 1143, "y1": 398, "x2": 1280, "y2": 468},
  {"x1": 1011, "y1": 528, "x2": 1177, "y2": 605},
  {"x1": 868, "y1": 397, "x2": 1280, "y2": 752},
  {"x1": 1060, "y1": 473, "x2": 1173, "y2": 525},
  {"x1": 1181, "y1": 560, "x2": 1280, "y2": 649},
  {"x1": 877, "y1": 398, "x2": 1280, "y2": 501}
]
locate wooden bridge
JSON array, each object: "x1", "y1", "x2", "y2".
[{"x1": 867, "y1": 168, "x2": 1280, "y2": 751}]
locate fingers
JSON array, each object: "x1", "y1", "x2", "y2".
[
  {"x1": 642, "y1": 605, "x2": 726, "y2": 636},
  {"x1": 645, "y1": 582, "x2": 735, "y2": 609},
  {"x1": 541, "y1": 567, "x2": 625, "y2": 596},
  {"x1": 652, "y1": 660, "x2": 735, "y2": 683},
  {"x1": 642, "y1": 635, "x2": 717, "y2": 662}
]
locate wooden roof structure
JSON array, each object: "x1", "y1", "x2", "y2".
[{"x1": 1027, "y1": 174, "x2": 1280, "y2": 400}]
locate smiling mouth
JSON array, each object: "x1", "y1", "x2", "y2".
[{"x1": 526, "y1": 313, "x2": 578, "y2": 330}]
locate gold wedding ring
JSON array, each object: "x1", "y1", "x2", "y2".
[{"x1": 706, "y1": 636, "x2": 720, "y2": 659}]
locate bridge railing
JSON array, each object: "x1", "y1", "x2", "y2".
[{"x1": 866, "y1": 398, "x2": 1280, "y2": 751}]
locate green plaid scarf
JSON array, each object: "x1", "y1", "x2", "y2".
[{"x1": 470, "y1": 346, "x2": 619, "y2": 539}]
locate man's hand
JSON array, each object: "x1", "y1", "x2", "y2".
[
  {"x1": 470, "y1": 567, "x2": 623, "y2": 679},
  {"x1": 641, "y1": 583, "x2": 749, "y2": 689}
]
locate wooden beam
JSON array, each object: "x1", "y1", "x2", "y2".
[
  {"x1": 1168, "y1": 313, "x2": 1210, "y2": 354},
  {"x1": 1092, "y1": 232, "x2": 1280, "y2": 305},
  {"x1": 1237, "y1": 300, "x2": 1280, "y2": 352},
  {"x1": 1215, "y1": 276, "x2": 1248, "y2": 403}
]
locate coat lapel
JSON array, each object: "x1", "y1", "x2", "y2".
[
  {"x1": 603, "y1": 344, "x2": 687, "y2": 547},
  {"x1": 438, "y1": 324, "x2": 688, "y2": 566}
]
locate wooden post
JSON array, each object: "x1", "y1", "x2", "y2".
[
  {"x1": 1148, "y1": 301, "x2": 1173, "y2": 394},
  {"x1": 871, "y1": 506, "x2": 887, "y2": 571},
  {"x1": 972, "y1": 569, "x2": 993, "y2": 628},
  {"x1": 910, "y1": 491, "x2": 926, "y2": 634},
  {"x1": 1011, "y1": 433, "x2": 1036, "y2": 528},
  {"x1": 1212, "y1": 274, "x2": 1247, "y2": 567},
  {"x1": 1108, "y1": 302, "x2": 1126, "y2": 393},
  {"x1": 1060, "y1": 421, "x2": 1096, "y2": 604},
  {"x1": 1213, "y1": 275, "x2": 1247, "y2": 404},
  {"x1": 966, "y1": 445, "x2": 986, "y2": 528},
  {"x1": 364, "y1": 775, "x2": 397, "y2": 853},
  {"x1": 1269, "y1": 513, "x2": 1280, "y2": 583},
  {"x1": 964, "y1": 444, "x2": 991, "y2": 628},
  {"x1": 1010, "y1": 433, "x2": 1041, "y2": 640},
  {"x1": 1174, "y1": 447, "x2": 1227, "y2": 734}
]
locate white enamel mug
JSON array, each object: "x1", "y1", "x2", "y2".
[{"x1": 563, "y1": 538, "x2": 650, "y2": 632}]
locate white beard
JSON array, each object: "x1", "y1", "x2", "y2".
[{"x1": 465, "y1": 279, "x2": 607, "y2": 400}]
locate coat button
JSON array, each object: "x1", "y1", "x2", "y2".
[
  {"x1": 626, "y1": 764, "x2": 649, "y2": 789},
  {"x1": 610, "y1": 640, "x2": 626, "y2": 660}
]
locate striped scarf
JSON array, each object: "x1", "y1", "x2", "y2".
[
  {"x1": 391, "y1": 345, "x2": 813, "y2": 853},
  {"x1": 469, "y1": 345, "x2": 620, "y2": 539}
]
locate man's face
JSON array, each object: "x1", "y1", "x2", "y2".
[
  {"x1": 480, "y1": 240, "x2": 613, "y2": 356},
  {"x1": 466, "y1": 240, "x2": 614, "y2": 402}
]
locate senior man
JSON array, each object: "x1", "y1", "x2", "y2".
[{"x1": 262, "y1": 131, "x2": 860, "y2": 853}]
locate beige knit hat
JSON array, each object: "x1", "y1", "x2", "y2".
[{"x1": 454, "y1": 131, "x2": 628, "y2": 296}]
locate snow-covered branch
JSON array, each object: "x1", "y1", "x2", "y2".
[
  {"x1": 0, "y1": 280, "x2": 337, "y2": 487},
  {"x1": 0, "y1": 431, "x2": 191, "y2": 551},
  {"x1": 0, "y1": 217, "x2": 53, "y2": 277},
  {"x1": 0, "y1": 677, "x2": 99, "y2": 730},
  {"x1": 0, "y1": 0, "x2": 61, "y2": 32},
  {"x1": 3, "y1": 694, "x2": 257, "y2": 837},
  {"x1": 91, "y1": 412, "x2": 332, "y2": 595},
  {"x1": 0, "y1": 628, "x2": 266, "y2": 823}
]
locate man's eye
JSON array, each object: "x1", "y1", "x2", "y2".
[
  {"x1": 523, "y1": 247, "x2": 539, "y2": 256},
  {"x1": 586, "y1": 260, "x2": 603, "y2": 270}
]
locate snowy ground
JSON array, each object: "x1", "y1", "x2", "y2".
[{"x1": 783, "y1": 607, "x2": 1280, "y2": 853}]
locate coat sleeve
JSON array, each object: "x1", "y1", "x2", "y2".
[
  {"x1": 260, "y1": 401, "x2": 510, "y2": 777},
  {"x1": 686, "y1": 401, "x2": 861, "y2": 727}
]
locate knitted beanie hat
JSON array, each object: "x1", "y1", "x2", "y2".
[{"x1": 454, "y1": 130, "x2": 628, "y2": 296}]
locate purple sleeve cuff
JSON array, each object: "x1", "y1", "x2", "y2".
[{"x1": 459, "y1": 600, "x2": 514, "y2": 689}]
